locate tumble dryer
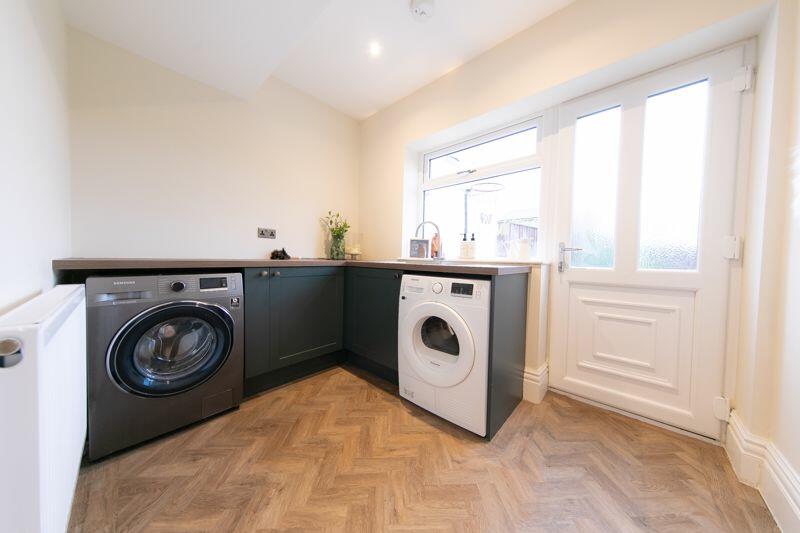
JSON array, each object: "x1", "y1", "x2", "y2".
[{"x1": 398, "y1": 274, "x2": 491, "y2": 436}]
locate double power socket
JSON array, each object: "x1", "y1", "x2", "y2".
[{"x1": 257, "y1": 227, "x2": 277, "y2": 239}]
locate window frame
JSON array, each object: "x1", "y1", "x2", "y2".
[{"x1": 417, "y1": 117, "x2": 547, "y2": 260}]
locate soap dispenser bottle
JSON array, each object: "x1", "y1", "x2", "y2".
[
  {"x1": 468, "y1": 233, "x2": 477, "y2": 259},
  {"x1": 459, "y1": 234, "x2": 470, "y2": 259}
]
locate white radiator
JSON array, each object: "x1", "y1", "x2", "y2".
[{"x1": 0, "y1": 285, "x2": 87, "y2": 533}]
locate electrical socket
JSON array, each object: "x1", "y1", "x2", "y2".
[{"x1": 257, "y1": 227, "x2": 276, "y2": 239}]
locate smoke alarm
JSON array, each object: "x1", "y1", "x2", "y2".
[{"x1": 410, "y1": 0, "x2": 435, "y2": 21}]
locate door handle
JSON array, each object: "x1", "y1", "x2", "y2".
[
  {"x1": 273, "y1": 271, "x2": 281, "y2": 277},
  {"x1": 259, "y1": 271, "x2": 269, "y2": 277},
  {"x1": 558, "y1": 242, "x2": 583, "y2": 273}
]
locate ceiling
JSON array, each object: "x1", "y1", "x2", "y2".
[
  {"x1": 62, "y1": 0, "x2": 331, "y2": 98},
  {"x1": 63, "y1": 0, "x2": 575, "y2": 118}
]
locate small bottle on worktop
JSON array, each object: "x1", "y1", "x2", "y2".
[{"x1": 459, "y1": 234, "x2": 470, "y2": 259}]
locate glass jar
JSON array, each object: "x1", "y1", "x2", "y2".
[{"x1": 329, "y1": 234, "x2": 345, "y2": 260}]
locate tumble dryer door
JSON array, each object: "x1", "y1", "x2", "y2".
[
  {"x1": 107, "y1": 301, "x2": 233, "y2": 397},
  {"x1": 399, "y1": 301, "x2": 475, "y2": 388}
]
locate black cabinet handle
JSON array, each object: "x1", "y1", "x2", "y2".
[
  {"x1": 260, "y1": 271, "x2": 269, "y2": 277},
  {"x1": 394, "y1": 273, "x2": 400, "y2": 279}
]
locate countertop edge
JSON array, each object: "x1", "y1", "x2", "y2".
[{"x1": 52, "y1": 258, "x2": 539, "y2": 276}]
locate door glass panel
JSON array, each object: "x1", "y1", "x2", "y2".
[
  {"x1": 639, "y1": 80, "x2": 709, "y2": 270},
  {"x1": 133, "y1": 317, "x2": 218, "y2": 381},
  {"x1": 420, "y1": 316, "x2": 460, "y2": 356},
  {"x1": 570, "y1": 106, "x2": 621, "y2": 268}
]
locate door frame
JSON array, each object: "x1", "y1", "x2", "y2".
[{"x1": 545, "y1": 40, "x2": 757, "y2": 439}]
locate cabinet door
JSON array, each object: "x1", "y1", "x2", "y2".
[
  {"x1": 345, "y1": 268, "x2": 402, "y2": 370},
  {"x1": 243, "y1": 268, "x2": 271, "y2": 379},
  {"x1": 269, "y1": 267, "x2": 344, "y2": 370}
]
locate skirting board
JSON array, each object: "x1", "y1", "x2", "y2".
[
  {"x1": 523, "y1": 363, "x2": 548, "y2": 404},
  {"x1": 726, "y1": 411, "x2": 800, "y2": 531}
]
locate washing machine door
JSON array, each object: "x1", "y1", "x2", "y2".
[
  {"x1": 399, "y1": 301, "x2": 475, "y2": 387},
  {"x1": 107, "y1": 301, "x2": 234, "y2": 397}
]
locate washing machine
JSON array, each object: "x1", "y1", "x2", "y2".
[
  {"x1": 85, "y1": 273, "x2": 244, "y2": 460},
  {"x1": 398, "y1": 274, "x2": 491, "y2": 436}
]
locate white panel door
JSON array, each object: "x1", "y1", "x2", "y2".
[{"x1": 549, "y1": 47, "x2": 746, "y2": 439}]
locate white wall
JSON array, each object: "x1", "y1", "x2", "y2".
[
  {"x1": 0, "y1": 0, "x2": 71, "y2": 314},
  {"x1": 775, "y1": 128, "x2": 800, "y2": 494},
  {"x1": 768, "y1": 0, "x2": 800, "y2": 526},
  {"x1": 68, "y1": 29, "x2": 360, "y2": 260},
  {"x1": 723, "y1": 3, "x2": 800, "y2": 528},
  {"x1": 359, "y1": 0, "x2": 772, "y2": 261},
  {"x1": 733, "y1": 0, "x2": 800, "y2": 443}
]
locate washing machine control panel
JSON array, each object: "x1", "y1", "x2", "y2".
[
  {"x1": 158, "y1": 275, "x2": 235, "y2": 295},
  {"x1": 87, "y1": 273, "x2": 243, "y2": 308}
]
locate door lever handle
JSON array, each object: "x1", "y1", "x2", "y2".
[
  {"x1": 558, "y1": 242, "x2": 583, "y2": 272},
  {"x1": 559, "y1": 243, "x2": 583, "y2": 253}
]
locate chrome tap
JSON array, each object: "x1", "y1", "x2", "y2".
[{"x1": 415, "y1": 220, "x2": 443, "y2": 260}]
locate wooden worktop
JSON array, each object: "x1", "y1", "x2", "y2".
[{"x1": 52, "y1": 258, "x2": 534, "y2": 276}]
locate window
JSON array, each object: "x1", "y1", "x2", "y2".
[
  {"x1": 428, "y1": 127, "x2": 537, "y2": 180},
  {"x1": 420, "y1": 119, "x2": 542, "y2": 260}
]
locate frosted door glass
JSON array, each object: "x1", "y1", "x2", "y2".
[
  {"x1": 639, "y1": 80, "x2": 709, "y2": 270},
  {"x1": 570, "y1": 107, "x2": 621, "y2": 268}
]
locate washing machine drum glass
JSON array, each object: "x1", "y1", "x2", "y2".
[{"x1": 108, "y1": 302, "x2": 233, "y2": 396}]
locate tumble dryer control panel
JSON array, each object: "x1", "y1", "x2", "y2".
[
  {"x1": 450, "y1": 282, "x2": 474, "y2": 297},
  {"x1": 400, "y1": 275, "x2": 490, "y2": 309}
]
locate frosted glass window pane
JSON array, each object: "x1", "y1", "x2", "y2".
[
  {"x1": 570, "y1": 107, "x2": 621, "y2": 268},
  {"x1": 423, "y1": 169, "x2": 541, "y2": 259},
  {"x1": 639, "y1": 80, "x2": 709, "y2": 270},
  {"x1": 429, "y1": 127, "x2": 537, "y2": 180}
]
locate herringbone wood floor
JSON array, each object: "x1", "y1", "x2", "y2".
[{"x1": 69, "y1": 366, "x2": 777, "y2": 532}]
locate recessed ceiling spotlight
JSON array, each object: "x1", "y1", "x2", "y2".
[
  {"x1": 410, "y1": 0, "x2": 435, "y2": 22},
  {"x1": 368, "y1": 41, "x2": 382, "y2": 58}
]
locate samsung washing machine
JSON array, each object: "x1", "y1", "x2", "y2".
[
  {"x1": 85, "y1": 273, "x2": 244, "y2": 460},
  {"x1": 398, "y1": 274, "x2": 491, "y2": 436}
]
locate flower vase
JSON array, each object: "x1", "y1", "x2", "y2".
[{"x1": 329, "y1": 234, "x2": 345, "y2": 260}]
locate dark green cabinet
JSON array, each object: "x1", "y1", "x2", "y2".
[
  {"x1": 269, "y1": 267, "x2": 343, "y2": 369},
  {"x1": 243, "y1": 268, "x2": 271, "y2": 379},
  {"x1": 244, "y1": 267, "x2": 343, "y2": 380},
  {"x1": 344, "y1": 267, "x2": 402, "y2": 373}
]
